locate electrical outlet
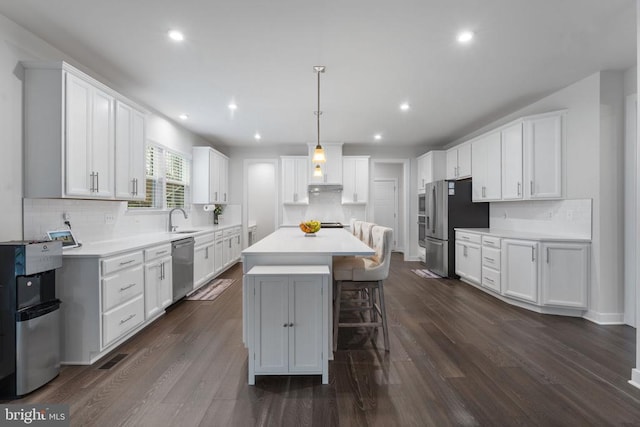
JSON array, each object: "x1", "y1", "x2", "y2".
[
  {"x1": 104, "y1": 214, "x2": 115, "y2": 225},
  {"x1": 63, "y1": 212, "x2": 71, "y2": 221}
]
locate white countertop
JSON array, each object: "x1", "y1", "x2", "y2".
[
  {"x1": 61, "y1": 223, "x2": 241, "y2": 257},
  {"x1": 242, "y1": 227, "x2": 374, "y2": 256},
  {"x1": 455, "y1": 228, "x2": 591, "y2": 243}
]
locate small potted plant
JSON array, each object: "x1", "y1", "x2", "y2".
[{"x1": 213, "y1": 204, "x2": 224, "y2": 224}]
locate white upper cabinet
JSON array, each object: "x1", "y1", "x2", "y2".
[
  {"x1": 308, "y1": 142, "x2": 343, "y2": 184},
  {"x1": 501, "y1": 122, "x2": 524, "y2": 200},
  {"x1": 282, "y1": 156, "x2": 309, "y2": 204},
  {"x1": 471, "y1": 131, "x2": 501, "y2": 201},
  {"x1": 342, "y1": 156, "x2": 369, "y2": 204},
  {"x1": 115, "y1": 101, "x2": 146, "y2": 201},
  {"x1": 417, "y1": 151, "x2": 446, "y2": 191},
  {"x1": 524, "y1": 112, "x2": 564, "y2": 199},
  {"x1": 192, "y1": 146, "x2": 230, "y2": 204},
  {"x1": 446, "y1": 143, "x2": 471, "y2": 180},
  {"x1": 23, "y1": 61, "x2": 146, "y2": 200},
  {"x1": 65, "y1": 73, "x2": 115, "y2": 198}
]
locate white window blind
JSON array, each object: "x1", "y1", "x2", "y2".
[{"x1": 128, "y1": 144, "x2": 190, "y2": 210}]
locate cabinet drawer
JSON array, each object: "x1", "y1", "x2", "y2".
[
  {"x1": 102, "y1": 294, "x2": 144, "y2": 348},
  {"x1": 482, "y1": 235, "x2": 501, "y2": 248},
  {"x1": 482, "y1": 267, "x2": 501, "y2": 292},
  {"x1": 102, "y1": 251, "x2": 143, "y2": 275},
  {"x1": 456, "y1": 232, "x2": 481, "y2": 245},
  {"x1": 194, "y1": 232, "x2": 215, "y2": 247},
  {"x1": 223, "y1": 228, "x2": 235, "y2": 237},
  {"x1": 215, "y1": 231, "x2": 224, "y2": 240},
  {"x1": 482, "y1": 247, "x2": 501, "y2": 270},
  {"x1": 144, "y1": 243, "x2": 172, "y2": 262},
  {"x1": 102, "y1": 264, "x2": 144, "y2": 311}
]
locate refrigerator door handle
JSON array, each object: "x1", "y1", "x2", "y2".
[{"x1": 431, "y1": 186, "x2": 436, "y2": 233}]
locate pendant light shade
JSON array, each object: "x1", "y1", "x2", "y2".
[
  {"x1": 313, "y1": 163, "x2": 323, "y2": 177},
  {"x1": 312, "y1": 66, "x2": 326, "y2": 164}
]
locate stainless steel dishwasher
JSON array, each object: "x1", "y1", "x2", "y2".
[{"x1": 172, "y1": 237, "x2": 194, "y2": 302}]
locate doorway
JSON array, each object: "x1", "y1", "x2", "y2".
[
  {"x1": 243, "y1": 159, "x2": 278, "y2": 245},
  {"x1": 372, "y1": 179, "x2": 399, "y2": 251}
]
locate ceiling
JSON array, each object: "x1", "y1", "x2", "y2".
[{"x1": 0, "y1": 0, "x2": 636, "y2": 150}]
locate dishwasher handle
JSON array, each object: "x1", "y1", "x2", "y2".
[{"x1": 172, "y1": 238, "x2": 194, "y2": 249}]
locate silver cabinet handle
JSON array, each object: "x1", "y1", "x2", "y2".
[
  {"x1": 205, "y1": 247, "x2": 209, "y2": 259},
  {"x1": 119, "y1": 259, "x2": 135, "y2": 266},
  {"x1": 119, "y1": 283, "x2": 136, "y2": 291},
  {"x1": 484, "y1": 257, "x2": 494, "y2": 262},
  {"x1": 90, "y1": 172, "x2": 96, "y2": 192},
  {"x1": 482, "y1": 186, "x2": 486, "y2": 198},
  {"x1": 224, "y1": 193, "x2": 227, "y2": 201},
  {"x1": 354, "y1": 193, "x2": 357, "y2": 202},
  {"x1": 517, "y1": 182, "x2": 521, "y2": 196},
  {"x1": 120, "y1": 313, "x2": 136, "y2": 324},
  {"x1": 463, "y1": 245, "x2": 468, "y2": 257},
  {"x1": 546, "y1": 247, "x2": 549, "y2": 263},
  {"x1": 160, "y1": 262, "x2": 164, "y2": 280},
  {"x1": 484, "y1": 277, "x2": 494, "y2": 284},
  {"x1": 530, "y1": 181, "x2": 534, "y2": 195},
  {"x1": 461, "y1": 235, "x2": 470, "y2": 240},
  {"x1": 95, "y1": 172, "x2": 99, "y2": 192},
  {"x1": 283, "y1": 323, "x2": 288, "y2": 328},
  {"x1": 288, "y1": 323, "x2": 294, "y2": 327},
  {"x1": 215, "y1": 191, "x2": 218, "y2": 200},
  {"x1": 156, "y1": 250, "x2": 168, "y2": 256},
  {"x1": 531, "y1": 246, "x2": 535, "y2": 262}
]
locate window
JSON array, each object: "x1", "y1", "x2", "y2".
[{"x1": 128, "y1": 144, "x2": 190, "y2": 210}]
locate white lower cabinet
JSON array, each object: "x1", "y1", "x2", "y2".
[
  {"x1": 455, "y1": 232, "x2": 481, "y2": 284},
  {"x1": 246, "y1": 266, "x2": 329, "y2": 385},
  {"x1": 540, "y1": 242, "x2": 589, "y2": 308},
  {"x1": 481, "y1": 236, "x2": 501, "y2": 293},
  {"x1": 502, "y1": 239, "x2": 538, "y2": 303},
  {"x1": 144, "y1": 244, "x2": 172, "y2": 320},
  {"x1": 194, "y1": 232, "x2": 216, "y2": 290}
]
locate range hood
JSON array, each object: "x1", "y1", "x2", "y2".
[{"x1": 308, "y1": 184, "x2": 343, "y2": 194}]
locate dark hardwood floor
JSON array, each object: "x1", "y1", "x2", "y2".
[{"x1": 8, "y1": 253, "x2": 640, "y2": 426}]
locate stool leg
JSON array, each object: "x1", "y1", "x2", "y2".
[
  {"x1": 333, "y1": 280, "x2": 342, "y2": 351},
  {"x1": 377, "y1": 280, "x2": 390, "y2": 352}
]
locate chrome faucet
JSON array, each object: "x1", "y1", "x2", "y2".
[{"x1": 169, "y1": 207, "x2": 188, "y2": 232}]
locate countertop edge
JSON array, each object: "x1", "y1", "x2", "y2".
[
  {"x1": 454, "y1": 228, "x2": 592, "y2": 243},
  {"x1": 61, "y1": 223, "x2": 242, "y2": 258}
]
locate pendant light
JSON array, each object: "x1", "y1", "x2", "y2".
[
  {"x1": 313, "y1": 164, "x2": 323, "y2": 177},
  {"x1": 312, "y1": 66, "x2": 326, "y2": 164}
]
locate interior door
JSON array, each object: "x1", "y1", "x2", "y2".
[{"x1": 372, "y1": 179, "x2": 398, "y2": 250}]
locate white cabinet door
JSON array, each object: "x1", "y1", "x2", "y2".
[
  {"x1": 541, "y1": 243, "x2": 589, "y2": 308},
  {"x1": 194, "y1": 244, "x2": 209, "y2": 289},
  {"x1": 417, "y1": 154, "x2": 426, "y2": 192},
  {"x1": 288, "y1": 275, "x2": 323, "y2": 373},
  {"x1": 232, "y1": 233, "x2": 242, "y2": 261},
  {"x1": 219, "y1": 155, "x2": 229, "y2": 203},
  {"x1": 502, "y1": 239, "x2": 538, "y2": 303},
  {"x1": 89, "y1": 87, "x2": 115, "y2": 198},
  {"x1": 65, "y1": 73, "x2": 93, "y2": 197},
  {"x1": 115, "y1": 101, "x2": 146, "y2": 200},
  {"x1": 192, "y1": 147, "x2": 229, "y2": 204},
  {"x1": 457, "y1": 143, "x2": 472, "y2": 179},
  {"x1": 455, "y1": 241, "x2": 481, "y2": 284},
  {"x1": 446, "y1": 148, "x2": 458, "y2": 180},
  {"x1": 254, "y1": 276, "x2": 289, "y2": 373},
  {"x1": 223, "y1": 237, "x2": 232, "y2": 267},
  {"x1": 144, "y1": 255, "x2": 172, "y2": 319},
  {"x1": 501, "y1": 122, "x2": 524, "y2": 200},
  {"x1": 282, "y1": 157, "x2": 308, "y2": 204},
  {"x1": 308, "y1": 143, "x2": 343, "y2": 184},
  {"x1": 214, "y1": 239, "x2": 224, "y2": 273},
  {"x1": 471, "y1": 132, "x2": 501, "y2": 201},
  {"x1": 342, "y1": 156, "x2": 369, "y2": 203},
  {"x1": 524, "y1": 113, "x2": 563, "y2": 199}
]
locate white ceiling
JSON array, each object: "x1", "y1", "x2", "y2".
[{"x1": 0, "y1": 0, "x2": 635, "y2": 150}]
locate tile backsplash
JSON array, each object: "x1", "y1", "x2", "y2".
[
  {"x1": 282, "y1": 192, "x2": 366, "y2": 225},
  {"x1": 489, "y1": 198, "x2": 592, "y2": 239},
  {"x1": 23, "y1": 198, "x2": 240, "y2": 243}
]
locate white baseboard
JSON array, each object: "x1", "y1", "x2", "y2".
[
  {"x1": 583, "y1": 310, "x2": 625, "y2": 325},
  {"x1": 629, "y1": 369, "x2": 640, "y2": 390}
]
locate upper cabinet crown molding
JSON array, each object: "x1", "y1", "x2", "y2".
[{"x1": 22, "y1": 61, "x2": 147, "y2": 201}]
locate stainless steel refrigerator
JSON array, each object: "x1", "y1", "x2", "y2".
[{"x1": 422, "y1": 179, "x2": 489, "y2": 278}]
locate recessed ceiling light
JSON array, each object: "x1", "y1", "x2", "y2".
[
  {"x1": 374, "y1": 134, "x2": 382, "y2": 141},
  {"x1": 400, "y1": 102, "x2": 410, "y2": 111},
  {"x1": 228, "y1": 103, "x2": 238, "y2": 111},
  {"x1": 457, "y1": 30, "x2": 474, "y2": 43},
  {"x1": 168, "y1": 30, "x2": 184, "y2": 42},
  {"x1": 254, "y1": 133, "x2": 262, "y2": 141},
  {"x1": 179, "y1": 114, "x2": 189, "y2": 120}
]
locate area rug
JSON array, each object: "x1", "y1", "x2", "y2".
[
  {"x1": 412, "y1": 269, "x2": 441, "y2": 279},
  {"x1": 186, "y1": 279, "x2": 236, "y2": 301}
]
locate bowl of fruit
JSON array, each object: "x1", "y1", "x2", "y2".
[{"x1": 299, "y1": 220, "x2": 321, "y2": 236}]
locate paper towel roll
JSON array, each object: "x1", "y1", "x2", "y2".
[{"x1": 203, "y1": 204, "x2": 215, "y2": 212}]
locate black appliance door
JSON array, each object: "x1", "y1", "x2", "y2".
[
  {"x1": 418, "y1": 216, "x2": 426, "y2": 247},
  {"x1": 17, "y1": 270, "x2": 56, "y2": 311},
  {"x1": 418, "y1": 193, "x2": 426, "y2": 215}
]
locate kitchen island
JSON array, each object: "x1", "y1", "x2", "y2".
[{"x1": 241, "y1": 227, "x2": 374, "y2": 384}]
